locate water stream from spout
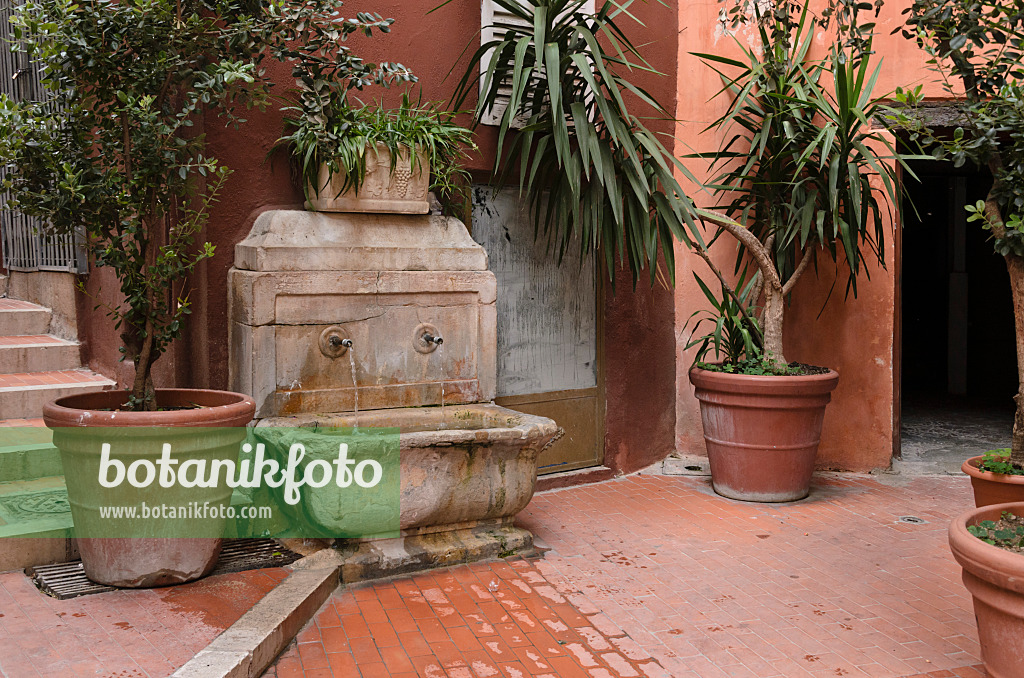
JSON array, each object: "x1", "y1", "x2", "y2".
[
  {"x1": 348, "y1": 350, "x2": 360, "y2": 433},
  {"x1": 437, "y1": 344, "x2": 447, "y2": 431}
]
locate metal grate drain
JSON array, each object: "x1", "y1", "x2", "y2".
[
  {"x1": 27, "y1": 538, "x2": 303, "y2": 600},
  {"x1": 897, "y1": 515, "x2": 928, "y2": 524}
]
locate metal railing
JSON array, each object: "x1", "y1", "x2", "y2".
[{"x1": 0, "y1": 2, "x2": 87, "y2": 274}]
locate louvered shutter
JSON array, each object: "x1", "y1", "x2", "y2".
[{"x1": 478, "y1": 0, "x2": 595, "y2": 127}]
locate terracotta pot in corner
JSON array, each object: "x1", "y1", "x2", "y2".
[
  {"x1": 962, "y1": 456, "x2": 1024, "y2": 507},
  {"x1": 42, "y1": 388, "x2": 255, "y2": 588},
  {"x1": 689, "y1": 366, "x2": 839, "y2": 502},
  {"x1": 948, "y1": 501, "x2": 1024, "y2": 678}
]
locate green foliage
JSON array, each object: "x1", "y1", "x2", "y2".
[
  {"x1": 896, "y1": 1, "x2": 1024, "y2": 256},
  {"x1": 966, "y1": 198, "x2": 1024, "y2": 257},
  {"x1": 278, "y1": 92, "x2": 476, "y2": 216},
  {"x1": 896, "y1": 0, "x2": 1024, "y2": 463},
  {"x1": 698, "y1": 1, "x2": 904, "y2": 298},
  {"x1": 967, "y1": 511, "x2": 1024, "y2": 549},
  {"x1": 978, "y1": 449, "x2": 1024, "y2": 475},
  {"x1": 0, "y1": 0, "x2": 405, "y2": 410},
  {"x1": 695, "y1": 356, "x2": 805, "y2": 376},
  {"x1": 442, "y1": 0, "x2": 701, "y2": 285},
  {"x1": 686, "y1": 267, "x2": 763, "y2": 366}
]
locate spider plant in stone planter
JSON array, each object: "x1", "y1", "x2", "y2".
[
  {"x1": 0, "y1": 0, "x2": 405, "y2": 586},
  {"x1": 278, "y1": 85, "x2": 476, "y2": 214},
  {"x1": 893, "y1": 0, "x2": 1024, "y2": 506},
  {"x1": 689, "y1": 0, "x2": 911, "y2": 502}
]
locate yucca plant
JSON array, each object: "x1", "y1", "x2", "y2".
[
  {"x1": 693, "y1": 0, "x2": 908, "y2": 368},
  {"x1": 685, "y1": 266, "x2": 770, "y2": 371},
  {"x1": 440, "y1": 0, "x2": 702, "y2": 285}
]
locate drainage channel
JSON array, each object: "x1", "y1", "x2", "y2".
[{"x1": 27, "y1": 538, "x2": 303, "y2": 600}]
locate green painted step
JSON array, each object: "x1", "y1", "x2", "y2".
[
  {"x1": 0, "y1": 427, "x2": 62, "y2": 482},
  {"x1": 0, "y1": 475, "x2": 72, "y2": 539},
  {"x1": 0, "y1": 472, "x2": 257, "y2": 540}
]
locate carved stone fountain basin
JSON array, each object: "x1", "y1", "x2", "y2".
[{"x1": 257, "y1": 403, "x2": 558, "y2": 536}]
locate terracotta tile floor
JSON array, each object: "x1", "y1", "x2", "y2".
[
  {"x1": 266, "y1": 474, "x2": 986, "y2": 678},
  {"x1": 0, "y1": 566, "x2": 288, "y2": 677}
]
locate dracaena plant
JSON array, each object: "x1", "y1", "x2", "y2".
[
  {"x1": 439, "y1": 0, "x2": 703, "y2": 286},
  {"x1": 692, "y1": 0, "x2": 908, "y2": 371},
  {"x1": 889, "y1": 0, "x2": 1024, "y2": 471},
  {"x1": 0, "y1": 0, "x2": 408, "y2": 411}
]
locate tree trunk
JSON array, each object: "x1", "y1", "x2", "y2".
[
  {"x1": 762, "y1": 280, "x2": 786, "y2": 366},
  {"x1": 129, "y1": 219, "x2": 160, "y2": 412},
  {"x1": 981, "y1": 178, "x2": 1024, "y2": 467},
  {"x1": 1005, "y1": 254, "x2": 1024, "y2": 466}
]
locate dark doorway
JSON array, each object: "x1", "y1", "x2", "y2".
[{"x1": 899, "y1": 158, "x2": 1016, "y2": 469}]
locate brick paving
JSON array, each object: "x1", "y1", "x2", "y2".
[
  {"x1": 266, "y1": 474, "x2": 986, "y2": 678},
  {"x1": 0, "y1": 566, "x2": 288, "y2": 677}
]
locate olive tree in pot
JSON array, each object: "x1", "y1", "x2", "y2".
[
  {"x1": 894, "y1": 0, "x2": 1024, "y2": 506},
  {"x1": 688, "y1": 0, "x2": 908, "y2": 502},
  {"x1": 948, "y1": 502, "x2": 1024, "y2": 677},
  {"x1": 0, "y1": 0, "x2": 403, "y2": 586}
]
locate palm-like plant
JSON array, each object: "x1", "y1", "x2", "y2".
[
  {"x1": 693, "y1": 1, "x2": 907, "y2": 367},
  {"x1": 442, "y1": 0, "x2": 702, "y2": 285}
]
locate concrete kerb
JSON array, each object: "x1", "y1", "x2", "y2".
[{"x1": 172, "y1": 548, "x2": 343, "y2": 678}]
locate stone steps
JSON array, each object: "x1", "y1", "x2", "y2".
[
  {"x1": 0, "y1": 370, "x2": 117, "y2": 419},
  {"x1": 0, "y1": 296, "x2": 114, "y2": 571},
  {"x1": 0, "y1": 298, "x2": 116, "y2": 421},
  {"x1": 0, "y1": 298, "x2": 52, "y2": 336},
  {"x1": 0, "y1": 474, "x2": 75, "y2": 572},
  {"x1": 0, "y1": 334, "x2": 81, "y2": 373},
  {"x1": 0, "y1": 425, "x2": 60, "y2": 482}
]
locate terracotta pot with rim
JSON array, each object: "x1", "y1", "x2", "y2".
[
  {"x1": 689, "y1": 366, "x2": 839, "y2": 502},
  {"x1": 962, "y1": 456, "x2": 1024, "y2": 507},
  {"x1": 948, "y1": 501, "x2": 1024, "y2": 678},
  {"x1": 43, "y1": 388, "x2": 255, "y2": 587}
]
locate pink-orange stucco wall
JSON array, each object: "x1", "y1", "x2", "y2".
[{"x1": 673, "y1": 0, "x2": 947, "y2": 472}]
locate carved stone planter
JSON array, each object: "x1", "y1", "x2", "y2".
[{"x1": 306, "y1": 142, "x2": 429, "y2": 214}]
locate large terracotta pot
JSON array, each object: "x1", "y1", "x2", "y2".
[
  {"x1": 962, "y1": 456, "x2": 1024, "y2": 507},
  {"x1": 948, "y1": 501, "x2": 1024, "y2": 678},
  {"x1": 42, "y1": 389, "x2": 255, "y2": 587},
  {"x1": 689, "y1": 366, "x2": 839, "y2": 502}
]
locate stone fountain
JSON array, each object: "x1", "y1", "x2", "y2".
[{"x1": 228, "y1": 209, "x2": 558, "y2": 580}]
